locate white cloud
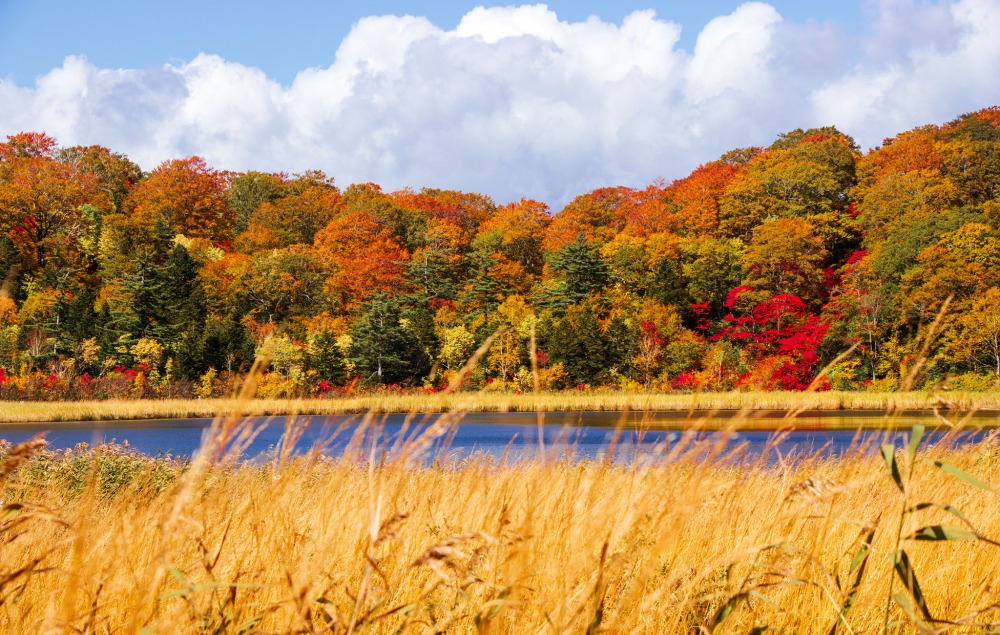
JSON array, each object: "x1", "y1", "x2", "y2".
[
  {"x1": 685, "y1": 2, "x2": 781, "y2": 103},
  {"x1": 811, "y1": 0, "x2": 1000, "y2": 148},
  {"x1": 1, "y1": 1, "x2": 999, "y2": 206}
]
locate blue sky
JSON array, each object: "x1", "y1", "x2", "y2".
[
  {"x1": 0, "y1": 2, "x2": 862, "y2": 86},
  {"x1": 1, "y1": 1, "x2": 998, "y2": 206}
]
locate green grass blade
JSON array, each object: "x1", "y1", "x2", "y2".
[
  {"x1": 710, "y1": 593, "x2": 745, "y2": 631},
  {"x1": 908, "y1": 424, "x2": 925, "y2": 463},
  {"x1": 850, "y1": 525, "x2": 876, "y2": 574},
  {"x1": 906, "y1": 423, "x2": 925, "y2": 464},
  {"x1": 236, "y1": 614, "x2": 264, "y2": 633},
  {"x1": 892, "y1": 593, "x2": 935, "y2": 634},
  {"x1": 830, "y1": 524, "x2": 877, "y2": 635},
  {"x1": 893, "y1": 550, "x2": 933, "y2": 622},
  {"x1": 907, "y1": 502, "x2": 973, "y2": 527},
  {"x1": 881, "y1": 444, "x2": 903, "y2": 492},
  {"x1": 923, "y1": 459, "x2": 995, "y2": 492},
  {"x1": 905, "y1": 525, "x2": 978, "y2": 541}
]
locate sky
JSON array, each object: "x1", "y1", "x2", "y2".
[{"x1": 1, "y1": 0, "x2": 999, "y2": 207}]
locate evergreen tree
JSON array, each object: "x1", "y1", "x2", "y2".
[
  {"x1": 406, "y1": 247, "x2": 458, "y2": 303},
  {"x1": 200, "y1": 314, "x2": 255, "y2": 373},
  {"x1": 403, "y1": 302, "x2": 439, "y2": 366},
  {"x1": 548, "y1": 302, "x2": 608, "y2": 384},
  {"x1": 155, "y1": 244, "x2": 206, "y2": 340},
  {"x1": 123, "y1": 246, "x2": 165, "y2": 339},
  {"x1": 649, "y1": 257, "x2": 690, "y2": 311},
  {"x1": 548, "y1": 238, "x2": 608, "y2": 305},
  {"x1": 349, "y1": 294, "x2": 430, "y2": 384},
  {"x1": 172, "y1": 330, "x2": 204, "y2": 379},
  {"x1": 62, "y1": 286, "x2": 99, "y2": 347},
  {"x1": 460, "y1": 248, "x2": 502, "y2": 326},
  {"x1": 605, "y1": 315, "x2": 638, "y2": 376},
  {"x1": 306, "y1": 330, "x2": 347, "y2": 384},
  {"x1": 0, "y1": 235, "x2": 25, "y2": 303}
]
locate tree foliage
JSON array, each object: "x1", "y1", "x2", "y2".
[{"x1": 2, "y1": 108, "x2": 1000, "y2": 395}]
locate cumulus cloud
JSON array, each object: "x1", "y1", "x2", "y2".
[
  {"x1": 1, "y1": 1, "x2": 999, "y2": 206},
  {"x1": 811, "y1": 0, "x2": 1000, "y2": 148}
]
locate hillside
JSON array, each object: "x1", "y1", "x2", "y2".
[{"x1": 1, "y1": 108, "x2": 999, "y2": 399}]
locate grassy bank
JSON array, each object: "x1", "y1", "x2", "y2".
[
  {"x1": 1, "y1": 423, "x2": 999, "y2": 632},
  {"x1": 0, "y1": 389, "x2": 999, "y2": 423}
]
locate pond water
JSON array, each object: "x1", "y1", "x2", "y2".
[{"x1": 0, "y1": 410, "x2": 998, "y2": 463}]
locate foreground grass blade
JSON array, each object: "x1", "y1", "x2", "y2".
[
  {"x1": 710, "y1": 593, "x2": 745, "y2": 632},
  {"x1": 892, "y1": 594, "x2": 935, "y2": 635},
  {"x1": 923, "y1": 459, "x2": 995, "y2": 492},
  {"x1": 905, "y1": 525, "x2": 977, "y2": 541},
  {"x1": 829, "y1": 523, "x2": 877, "y2": 635},
  {"x1": 881, "y1": 444, "x2": 903, "y2": 492},
  {"x1": 906, "y1": 502, "x2": 973, "y2": 527},
  {"x1": 907, "y1": 424, "x2": 925, "y2": 464},
  {"x1": 893, "y1": 550, "x2": 933, "y2": 622}
]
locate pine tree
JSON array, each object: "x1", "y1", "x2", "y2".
[
  {"x1": 406, "y1": 247, "x2": 458, "y2": 303},
  {"x1": 649, "y1": 256, "x2": 689, "y2": 310},
  {"x1": 307, "y1": 330, "x2": 348, "y2": 384},
  {"x1": 548, "y1": 302, "x2": 608, "y2": 384},
  {"x1": 460, "y1": 248, "x2": 502, "y2": 326},
  {"x1": 155, "y1": 244, "x2": 206, "y2": 340},
  {"x1": 548, "y1": 238, "x2": 608, "y2": 305},
  {"x1": 62, "y1": 286, "x2": 99, "y2": 349},
  {"x1": 605, "y1": 315, "x2": 638, "y2": 376},
  {"x1": 349, "y1": 294, "x2": 430, "y2": 384},
  {"x1": 200, "y1": 314, "x2": 255, "y2": 374}
]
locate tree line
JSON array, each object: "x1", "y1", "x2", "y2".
[{"x1": 1, "y1": 106, "x2": 999, "y2": 399}]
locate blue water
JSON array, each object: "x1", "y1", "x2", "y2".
[{"x1": 0, "y1": 410, "x2": 996, "y2": 463}]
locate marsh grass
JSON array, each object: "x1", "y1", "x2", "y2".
[
  {"x1": 0, "y1": 407, "x2": 998, "y2": 632},
  {"x1": 1, "y1": 389, "x2": 998, "y2": 424},
  {"x1": 1, "y1": 334, "x2": 1000, "y2": 632}
]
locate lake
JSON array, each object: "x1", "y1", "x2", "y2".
[{"x1": 0, "y1": 410, "x2": 997, "y2": 463}]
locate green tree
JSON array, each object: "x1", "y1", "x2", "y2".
[
  {"x1": 548, "y1": 302, "x2": 608, "y2": 384},
  {"x1": 306, "y1": 330, "x2": 348, "y2": 383},
  {"x1": 348, "y1": 294, "x2": 430, "y2": 384},
  {"x1": 547, "y1": 237, "x2": 609, "y2": 306},
  {"x1": 200, "y1": 314, "x2": 255, "y2": 374}
]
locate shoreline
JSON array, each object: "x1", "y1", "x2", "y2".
[{"x1": 0, "y1": 390, "x2": 997, "y2": 424}]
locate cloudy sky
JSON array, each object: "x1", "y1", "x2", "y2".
[{"x1": 1, "y1": 0, "x2": 999, "y2": 207}]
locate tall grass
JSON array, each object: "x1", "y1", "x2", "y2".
[
  {"x1": 1, "y1": 410, "x2": 999, "y2": 632},
  {"x1": 1, "y1": 330, "x2": 999, "y2": 633},
  {"x1": 1, "y1": 388, "x2": 998, "y2": 423}
]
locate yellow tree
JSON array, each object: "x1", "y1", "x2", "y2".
[
  {"x1": 718, "y1": 129, "x2": 859, "y2": 241},
  {"x1": 486, "y1": 329, "x2": 522, "y2": 388},
  {"x1": 476, "y1": 198, "x2": 550, "y2": 275},
  {"x1": 946, "y1": 287, "x2": 1000, "y2": 377},
  {"x1": 742, "y1": 217, "x2": 827, "y2": 304}
]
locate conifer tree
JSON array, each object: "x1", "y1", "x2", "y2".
[
  {"x1": 306, "y1": 330, "x2": 348, "y2": 384},
  {"x1": 548, "y1": 237, "x2": 608, "y2": 305},
  {"x1": 349, "y1": 294, "x2": 430, "y2": 384},
  {"x1": 549, "y1": 301, "x2": 608, "y2": 384}
]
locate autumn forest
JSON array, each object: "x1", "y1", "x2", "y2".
[{"x1": 1, "y1": 106, "x2": 1000, "y2": 401}]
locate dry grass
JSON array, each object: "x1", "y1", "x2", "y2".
[
  {"x1": 1, "y1": 389, "x2": 998, "y2": 423},
  {"x1": 1, "y1": 341, "x2": 999, "y2": 632},
  {"x1": 1, "y1": 409, "x2": 999, "y2": 633}
]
